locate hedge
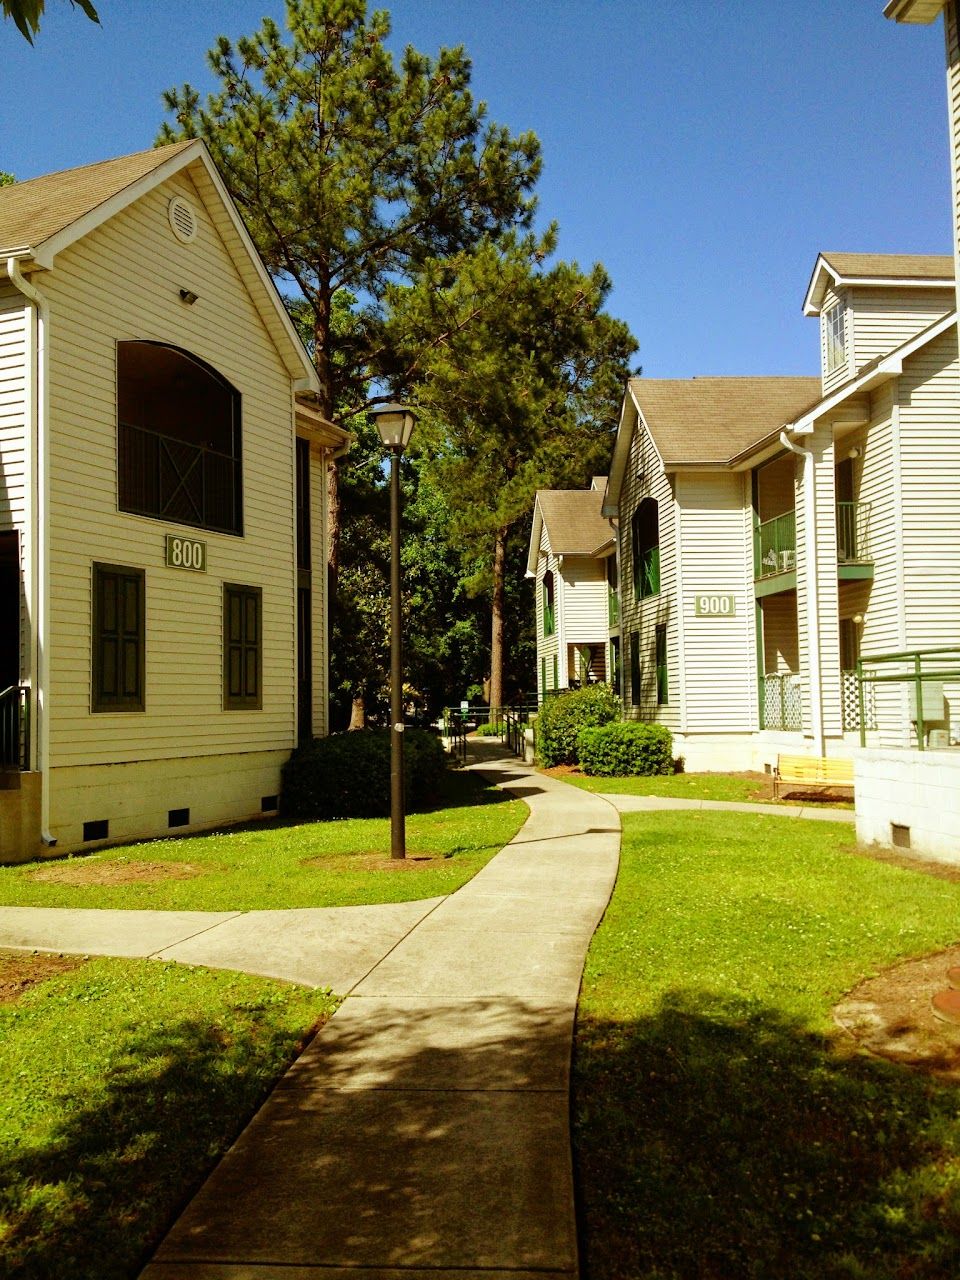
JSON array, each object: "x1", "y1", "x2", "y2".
[
  {"x1": 280, "y1": 728, "x2": 446, "y2": 820},
  {"x1": 536, "y1": 684, "x2": 620, "y2": 767},
  {"x1": 576, "y1": 721, "x2": 674, "y2": 776}
]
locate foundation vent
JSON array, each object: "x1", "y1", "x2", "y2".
[
  {"x1": 891, "y1": 823, "x2": 911, "y2": 849},
  {"x1": 168, "y1": 808, "x2": 190, "y2": 828},
  {"x1": 261, "y1": 795, "x2": 279, "y2": 813},
  {"x1": 83, "y1": 819, "x2": 109, "y2": 842}
]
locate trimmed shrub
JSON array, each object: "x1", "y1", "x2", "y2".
[
  {"x1": 474, "y1": 721, "x2": 501, "y2": 737},
  {"x1": 281, "y1": 728, "x2": 446, "y2": 820},
  {"x1": 576, "y1": 721, "x2": 674, "y2": 777},
  {"x1": 536, "y1": 684, "x2": 620, "y2": 767}
]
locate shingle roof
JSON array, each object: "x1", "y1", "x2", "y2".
[
  {"x1": 628, "y1": 377, "x2": 823, "y2": 465},
  {"x1": 0, "y1": 141, "x2": 196, "y2": 256},
  {"x1": 536, "y1": 486, "x2": 614, "y2": 556},
  {"x1": 820, "y1": 252, "x2": 954, "y2": 280}
]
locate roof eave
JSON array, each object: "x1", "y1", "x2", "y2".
[
  {"x1": 25, "y1": 140, "x2": 318, "y2": 394},
  {"x1": 884, "y1": 0, "x2": 945, "y2": 22}
]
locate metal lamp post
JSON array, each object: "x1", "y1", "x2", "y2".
[{"x1": 371, "y1": 403, "x2": 417, "y2": 859}]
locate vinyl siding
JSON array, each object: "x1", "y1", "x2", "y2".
[
  {"x1": 675, "y1": 471, "x2": 757, "y2": 732},
  {"x1": 0, "y1": 285, "x2": 29, "y2": 688},
  {"x1": 761, "y1": 594, "x2": 799, "y2": 675},
  {"x1": 821, "y1": 286, "x2": 853, "y2": 394},
  {"x1": 559, "y1": 556, "x2": 608, "y2": 645},
  {"x1": 308, "y1": 436, "x2": 329, "y2": 738},
  {"x1": 0, "y1": 285, "x2": 27, "y2": 535},
  {"x1": 946, "y1": 0, "x2": 960, "y2": 308},
  {"x1": 618, "y1": 411, "x2": 678, "y2": 727},
  {"x1": 848, "y1": 286, "x2": 953, "y2": 369},
  {"x1": 41, "y1": 169, "x2": 299, "y2": 771},
  {"x1": 898, "y1": 327, "x2": 960, "y2": 652},
  {"x1": 533, "y1": 520, "x2": 560, "y2": 696}
]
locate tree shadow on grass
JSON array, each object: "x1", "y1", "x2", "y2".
[
  {"x1": 0, "y1": 1006, "x2": 322, "y2": 1280},
  {"x1": 574, "y1": 991, "x2": 960, "y2": 1280}
]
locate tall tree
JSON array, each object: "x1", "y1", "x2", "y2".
[
  {"x1": 159, "y1": 0, "x2": 541, "y2": 562},
  {"x1": 389, "y1": 235, "x2": 637, "y2": 708},
  {"x1": 160, "y1": 0, "x2": 543, "y2": 724}
]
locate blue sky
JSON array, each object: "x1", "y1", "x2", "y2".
[{"x1": 1, "y1": 0, "x2": 951, "y2": 378}]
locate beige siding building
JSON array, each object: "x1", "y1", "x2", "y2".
[
  {"x1": 601, "y1": 255, "x2": 959, "y2": 771},
  {"x1": 526, "y1": 480, "x2": 617, "y2": 700},
  {"x1": 0, "y1": 142, "x2": 348, "y2": 862}
]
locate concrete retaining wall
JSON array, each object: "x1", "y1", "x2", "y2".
[{"x1": 855, "y1": 749, "x2": 960, "y2": 864}]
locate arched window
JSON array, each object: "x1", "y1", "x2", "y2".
[
  {"x1": 117, "y1": 341, "x2": 242, "y2": 535},
  {"x1": 542, "y1": 569, "x2": 556, "y2": 636},
  {"x1": 632, "y1": 498, "x2": 659, "y2": 599}
]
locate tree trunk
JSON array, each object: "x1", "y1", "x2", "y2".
[
  {"x1": 489, "y1": 527, "x2": 506, "y2": 712},
  {"x1": 348, "y1": 693, "x2": 365, "y2": 730}
]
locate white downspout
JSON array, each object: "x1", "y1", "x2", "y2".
[
  {"x1": 780, "y1": 429, "x2": 825, "y2": 756},
  {"x1": 7, "y1": 257, "x2": 56, "y2": 845}
]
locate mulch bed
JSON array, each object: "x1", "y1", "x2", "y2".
[{"x1": 28, "y1": 859, "x2": 205, "y2": 886}]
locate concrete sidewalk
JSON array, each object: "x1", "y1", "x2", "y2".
[
  {"x1": 605, "y1": 792, "x2": 856, "y2": 823},
  {"x1": 138, "y1": 744, "x2": 621, "y2": 1279}
]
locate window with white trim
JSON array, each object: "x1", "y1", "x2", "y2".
[{"x1": 824, "y1": 303, "x2": 846, "y2": 373}]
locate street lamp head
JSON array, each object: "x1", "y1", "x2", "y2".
[{"x1": 371, "y1": 403, "x2": 417, "y2": 451}]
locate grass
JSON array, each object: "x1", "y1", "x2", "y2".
[
  {"x1": 0, "y1": 769, "x2": 526, "y2": 912},
  {"x1": 555, "y1": 768, "x2": 853, "y2": 808},
  {"x1": 0, "y1": 956, "x2": 337, "y2": 1280},
  {"x1": 574, "y1": 811, "x2": 960, "y2": 1280}
]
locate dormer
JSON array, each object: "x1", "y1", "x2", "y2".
[{"x1": 803, "y1": 252, "x2": 954, "y2": 394}]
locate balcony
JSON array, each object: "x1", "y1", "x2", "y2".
[
  {"x1": 755, "y1": 502, "x2": 873, "y2": 589},
  {"x1": 542, "y1": 605, "x2": 555, "y2": 637},
  {"x1": 755, "y1": 511, "x2": 796, "y2": 581},
  {"x1": 608, "y1": 588, "x2": 619, "y2": 627}
]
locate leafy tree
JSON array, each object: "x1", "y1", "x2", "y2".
[
  {"x1": 160, "y1": 0, "x2": 544, "y2": 722},
  {"x1": 3, "y1": 0, "x2": 98, "y2": 43},
  {"x1": 159, "y1": 0, "x2": 540, "y2": 552},
  {"x1": 389, "y1": 234, "x2": 637, "y2": 708},
  {"x1": 0, "y1": 173, "x2": 15, "y2": 187}
]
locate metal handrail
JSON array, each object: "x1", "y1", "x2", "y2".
[
  {"x1": 0, "y1": 684, "x2": 29, "y2": 770},
  {"x1": 857, "y1": 647, "x2": 960, "y2": 750}
]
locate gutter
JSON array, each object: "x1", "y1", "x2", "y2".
[
  {"x1": 6, "y1": 257, "x2": 56, "y2": 845},
  {"x1": 779, "y1": 429, "x2": 824, "y2": 756}
]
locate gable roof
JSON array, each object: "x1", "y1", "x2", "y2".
[
  {"x1": 0, "y1": 142, "x2": 197, "y2": 257},
  {"x1": 0, "y1": 141, "x2": 319, "y2": 392},
  {"x1": 629, "y1": 377, "x2": 821, "y2": 465},
  {"x1": 804, "y1": 251, "x2": 954, "y2": 315},
  {"x1": 526, "y1": 484, "x2": 614, "y2": 576}
]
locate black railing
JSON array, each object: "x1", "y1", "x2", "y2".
[
  {"x1": 119, "y1": 421, "x2": 242, "y2": 535},
  {"x1": 443, "y1": 710, "x2": 467, "y2": 765},
  {"x1": 0, "y1": 685, "x2": 29, "y2": 770}
]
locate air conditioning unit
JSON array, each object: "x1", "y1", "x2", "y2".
[{"x1": 779, "y1": 549, "x2": 796, "y2": 570}]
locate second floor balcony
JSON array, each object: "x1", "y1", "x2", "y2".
[{"x1": 755, "y1": 502, "x2": 872, "y2": 587}]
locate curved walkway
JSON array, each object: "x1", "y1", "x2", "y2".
[{"x1": 133, "y1": 744, "x2": 621, "y2": 1279}]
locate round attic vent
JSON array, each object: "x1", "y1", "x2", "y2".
[{"x1": 168, "y1": 195, "x2": 198, "y2": 244}]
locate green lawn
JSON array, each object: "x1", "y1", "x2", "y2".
[
  {"x1": 575, "y1": 811, "x2": 960, "y2": 1280},
  {"x1": 0, "y1": 956, "x2": 337, "y2": 1280},
  {"x1": 556, "y1": 768, "x2": 854, "y2": 808},
  {"x1": 0, "y1": 770, "x2": 526, "y2": 912},
  {"x1": 556, "y1": 769, "x2": 771, "y2": 801}
]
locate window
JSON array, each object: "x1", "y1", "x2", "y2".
[
  {"x1": 542, "y1": 570, "x2": 556, "y2": 636},
  {"x1": 632, "y1": 499, "x2": 660, "y2": 599},
  {"x1": 92, "y1": 562, "x2": 145, "y2": 712},
  {"x1": 118, "y1": 341, "x2": 242, "y2": 535},
  {"x1": 629, "y1": 630, "x2": 641, "y2": 706},
  {"x1": 655, "y1": 624, "x2": 668, "y2": 705},
  {"x1": 825, "y1": 303, "x2": 846, "y2": 373},
  {"x1": 223, "y1": 584, "x2": 262, "y2": 710}
]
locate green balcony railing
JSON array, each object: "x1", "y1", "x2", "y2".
[
  {"x1": 755, "y1": 511, "x2": 796, "y2": 579},
  {"x1": 836, "y1": 501, "x2": 871, "y2": 563},
  {"x1": 542, "y1": 604, "x2": 555, "y2": 637},
  {"x1": 608, "y1": 588, "x2": 619, "y2": 626}
]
